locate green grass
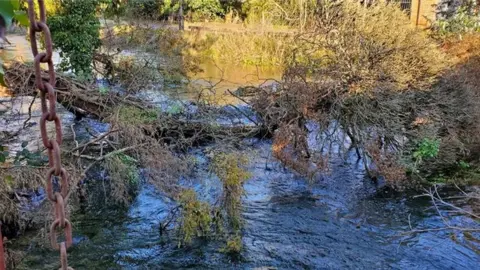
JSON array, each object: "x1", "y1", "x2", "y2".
[
  {"x1": 117, "y1": 105, "x2": 159, "y2": 125},
  {"x1": 185, "y1": 31, "x2": 294, "y2": 67}
]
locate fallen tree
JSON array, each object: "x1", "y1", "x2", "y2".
[
  {"x1": 1, "y1": 60, "x2": 271, "y2": 209},
  {"x1": 3, "y1": 62, "x2": 270, "y2": 147}
]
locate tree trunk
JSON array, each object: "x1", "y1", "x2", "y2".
[{"x1": 179, "y1": 0, "x2": 184, "y2": 31}]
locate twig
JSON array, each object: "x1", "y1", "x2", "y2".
[
  {"x1": 227, "y1": 103, "x2": 259, "y2": 125},
  {"x1": 70, "y1": 129, "x2": 119, "y2": 153},
  {"x1": 227, "y1": 89, "x2": 251, "y2": 105},
  {"x1": 160, "y1": 205, "x2": 181, "y2": 235},
  {"x1": 407, "y1": 185, "x2": 480, "y2": 238},
  {"x1": 70, "y1": 124, "x2": 79, "y2": 150},
  {"x1": 74, "y1": 143, "x2": 144, "y2": 162},
  {"x1": 22, "y1": 92, "x2": 37, "y2": 129},
  {"x1": 403, "y1": 227, "x2": 480, "y2": 234},
  {"x1": 69, "y1": 143, "x2": 145, "y2": 201}
]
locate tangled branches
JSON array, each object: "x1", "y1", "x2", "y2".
[
  {"x1": 3, "y1": 56, "x2": 271, "y2": 207},
  {"x1": 251, "y1": 1, "x2": 465, "y2": 188},
  {"x1": 407, "y1": 185, "x2": 480, "y2": 246}
]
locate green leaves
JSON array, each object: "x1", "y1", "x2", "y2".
[
  {"x1": 0, "y1": 65, "x2": 5, "y2": 87},
  {"x1": 4, "y1": 175, "x2": 14, "y2": 188},
  {"x1": 0, "y1": 0, "x2": 16, "y2": 28},
  {"x1": 413, "y1": 138, "x2": 440, "y2": 161},
  {"x1": 12, "y1": 141, "x2": 48, "y2": 167},
  {"x1": 14, "y1": 10, "x2": 29, "y2": 27},
  {"x1": 187, "y1": 0, "x2": 224, "y2": 20},
  {"x1": 49, "y1": 0, "x2": 101, "y2": 76},
  {"x1": 98, "y1": 85, "x2": 109, "y2": 95},
  {"x1": 166, "y1": 102, "x2": 184, "y2": 116},
  {"x1": 459, "y1": 160, "x2": 471, "y2": 170},
  {"x1": 10, "y1": 0, "x2": 19, "y2": 10},
  {"x1": 0, "y1": 145, "x2": 8, "y2": 163},
  {"x1": 432, "y1": 6, "x2": 480, "y2": 38},
  {"x1": 0, "y1": 0, "x2": 29, "y2": 27}
]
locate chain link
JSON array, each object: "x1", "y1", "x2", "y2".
[{"x1": 27, "y1": 1, "x2": 73, "y2": 269}]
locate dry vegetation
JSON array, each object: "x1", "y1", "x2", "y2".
[
  {"x1": 250, "y1": 0, "x2": 480, "y2": 239},
  {"x1": 1, "y1": 54, "x2": 263, "y2": 246},
  {"x1": 212, "y1": 153, "x2": 251, "y2": 231},
  {"x1": 250, "y1": 1, "x2": 480, "y2": 193},
  {"x1": 0, "y1": 167, "x2": 44, "y2": 227},
  {"x1": 101, "y1": 23, "x2": 203, "y2": 84},
  {"x1": 188, "y1": 30, "x2": 295, "y2": 66},
  {"x1": 2, "y1": 0, "x2": 480, "y2": 255}
]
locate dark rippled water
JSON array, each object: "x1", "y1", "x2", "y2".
[
  {"x1": 11, "y1": 138, "x2": 480, "y2": 269},
  {"x1": 3, "y1": 34, "x2": 479, "y2": 269}
]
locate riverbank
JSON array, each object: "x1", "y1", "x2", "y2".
[
  {"x1": 2, "y1": 57, "x2": 478, "y2": 268},
  {"x1": 2, "y1": 2, "x2": 480, "y2": 268}
]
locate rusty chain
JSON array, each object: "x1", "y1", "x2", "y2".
[{"x1": 27, "y1": 1, "x2": 73, "y2": 269}]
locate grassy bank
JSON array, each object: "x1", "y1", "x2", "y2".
[
  {"x1": 103, "y1": 20, "x2": 295, "y2": 68},
  {"x1": 185, "y1": 30, "x2": 294, "y2": 67}
]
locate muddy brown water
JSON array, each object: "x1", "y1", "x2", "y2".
[{"x1": 1, "y1": 34, "x2": 479, "y2": 269}]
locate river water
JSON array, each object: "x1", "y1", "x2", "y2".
[{"x1": 2, "y1": 34, "x2": 479, "y2": 269}]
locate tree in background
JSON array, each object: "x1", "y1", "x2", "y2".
[
  {"x1": 242, "y1": 0, "x2": 276, "y2": 25},
  {"x1": 219, "y1": 0, "x2": 245, "y2": 22},
  {"x1": 127, "y1": 0, "x2": 160, "y2": 19},
  {"x1": 186, "y1": 0, "x2": 224, "y2": 21},
  {"x1": 157, "y1": 0, "x2": 224, "y2": 22},
  {"x1": 179, "y1": 0, "x2": 184, "y2": 30},
  {"x1": 100, "y1": 0, "x2": 128, "y2": 20},
  {"x1": 49, "y1": 0, "x2": 101, "y2": 77},
  {"x1": 242, "y1": 0, "x2": 316, "y2": 28},
  {"x1": 158, "y1": 0, "x2": 179, "y2": 20}
]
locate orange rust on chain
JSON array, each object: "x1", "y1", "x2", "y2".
[
  {"x1": 27, "y1": 1, "x2": 74, "y2": 268},
  {"x1": 49, "y1": 140, "x2": 62, "y2": 175},
  {"x1": 40, "y1": 114, "x2": 62, "y2": 148},
  {"x1": 45, "y1": 83, "x2": 57, "y2": 120},
  {"x1": 50, "y1": 219, "x2": 73, "y2": 250},
  {"x1": 54, "y1": 193, "x2": 66, "y2": 228},
  {"x1": 46, "y1": 168, "x2": 69, "y2": 202},
  {"x1": 60, "y1": 242, "x2": 68, "y2": 270}
]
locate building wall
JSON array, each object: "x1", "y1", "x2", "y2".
[{"x1": 410, "y1": 0, "x2": 440, "y2": 27}]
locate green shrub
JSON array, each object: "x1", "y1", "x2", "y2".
[
  {"x1": 212, "y1": 153, "x2": 250, "y2": 231},
  {"x1": 125, "y1": 0, "x2": 160, "y2": 19},
  {"x1": 117, "y1": 105, "x2": 158, "y2": 125},
  {"x1": 220, "y1": 235, "x2": 243, "y2": 255},
  {"x1": 177, "y1": 189, "x2": 212, "y2": 246},
  {"x1": 105, "y1": 153, "x2": 140, "y2": 205},
  {"x1": 49, "y1": 0, "x2": 101, "y2": 76},
  {"x1": 413, "y1": 138, "x2": 440, "y2": 162},
  {"x1": 187, "y1": 0, "x2": 224, "y2": 21},
  {"x1": 432, "y1": 7, "x2": 480, "y2": 39}
]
